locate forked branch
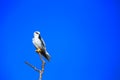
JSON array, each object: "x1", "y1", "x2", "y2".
[{"x1": 25, "y1": 53, "x2": 45, "y2": 80}]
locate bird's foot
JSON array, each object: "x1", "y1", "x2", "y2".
[{"x1": 35, "y1": 48, "x2": 41, "y2": 53}]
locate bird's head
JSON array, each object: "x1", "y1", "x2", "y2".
[{"x1": 34, "y1": 31, "x2": 40, "y2": 37}]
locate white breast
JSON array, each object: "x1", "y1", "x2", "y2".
[{"x1": 32, "y1": 37, "x2": 42, "y2": 49}]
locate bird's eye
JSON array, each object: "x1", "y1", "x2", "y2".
[{"x1": 36, "y1": 32, "x2": 38, "y2": 34}]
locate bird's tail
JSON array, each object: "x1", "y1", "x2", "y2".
[{"x1": 43, "y1": 51, "x2": 50, "y2": 61}]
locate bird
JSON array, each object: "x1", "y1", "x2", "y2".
[{"x1": 32, "y1": 31, "x2": 50, "y2": 61}]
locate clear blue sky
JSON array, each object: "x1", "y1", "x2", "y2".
[{"x1": 0, "y1": 0, "x2": 120, "y2": 80}]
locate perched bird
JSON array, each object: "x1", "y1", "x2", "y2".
[{"x1": 32, "y1": 31, "x2": 50, "y2": 61}]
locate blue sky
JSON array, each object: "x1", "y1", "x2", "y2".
[{"x1": 0, "y1": 0, "x2": 120, "y2": 80}]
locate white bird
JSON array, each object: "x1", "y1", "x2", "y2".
[{"x1": 32, "y1": 31, "x2": 50, "y2": 61}]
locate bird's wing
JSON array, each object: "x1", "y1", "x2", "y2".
[{"x1": 41, "y1": 38, "x2": 46, "y2": 49}]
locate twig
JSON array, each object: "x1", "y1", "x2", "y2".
[{"x1": 25, "y1": 61, "x2": 40, "y2": 73}]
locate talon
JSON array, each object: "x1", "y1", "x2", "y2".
[{"x1": 36, "y1": 48, "x2": 41, "y2": 53}]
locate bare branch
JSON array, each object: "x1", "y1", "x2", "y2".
[
  {"x1": 39, "y1": 53, "x2": 46, "y2": 80},
  {"x1": 25, "y1": 53, "x2": 46, "y2": 80},
  {"x1": 25, "y1": 61, "x2": 40, "y2": 73}
]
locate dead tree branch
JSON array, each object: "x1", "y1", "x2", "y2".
[
  {"x1": 25, "y1": 61, "x2": 40, "y2": 73},
  {"x1": 39, "y1": 53, "x2": 46, "y2": 80},
  {"x1": 25, "y1": 53, "x2": 46, "y2": 80}
]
